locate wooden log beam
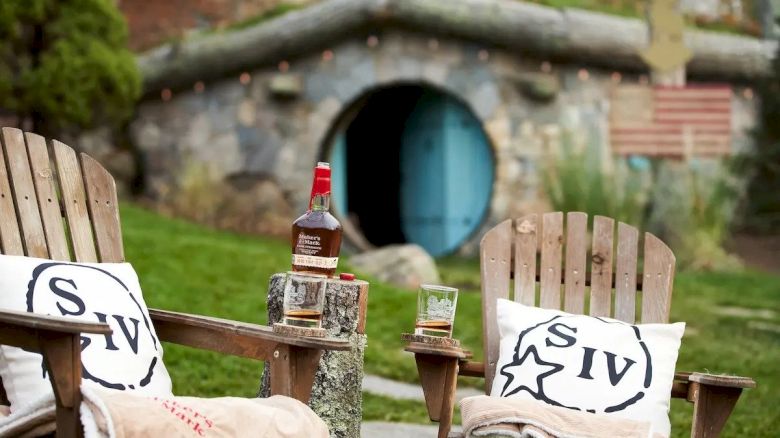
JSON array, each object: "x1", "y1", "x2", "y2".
[
  {"x1": 138, "y1": 0, "x2": 776, "y2": 95},
  {"x1": 139, "y1": 0, "x2": 381, "y2": 95}
]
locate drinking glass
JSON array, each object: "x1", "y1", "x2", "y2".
[
  {"x1": 415, "y1": 284, "x2": 458, "y2": 337},
  {"x1": 282, "y1": 272, "x2": 327, "y2": 328}
]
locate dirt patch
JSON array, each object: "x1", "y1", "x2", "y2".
[{"x1": 726, "y1": 234, "x2": 780, "y2": 274}]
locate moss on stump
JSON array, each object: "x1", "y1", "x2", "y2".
[{"x1": 258, "y1": 274, "x2": 368, "y2": 438}]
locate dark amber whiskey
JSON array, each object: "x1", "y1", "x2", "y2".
[
  {"x1": 291, "y1": 162, "x2": 343, "y2": 277},
  {"x1": 283, "y1": 309, "x2": 323, "y2": 328},
  {"x1": 415, "y1": 320, "x2": 453, "y2": 337}
]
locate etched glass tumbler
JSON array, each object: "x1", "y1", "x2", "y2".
[
  {"x1": 282, "y1": 272, "x2": 327, "y2": 328},
  {"x1": 415, "y1": 284, "x2": 458, "y2": 337}
]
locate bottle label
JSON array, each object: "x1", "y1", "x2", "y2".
[
  {"x1": 295, "y1": 232, "x2": 325, "y2": 255},
  {"x1": 292, "y1": 254, "x2": 339, "y2": 269}
]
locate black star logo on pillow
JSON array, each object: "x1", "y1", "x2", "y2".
[
  {"x1": 500, "y1": 344, "x2": 565, "y2": 404},
  {"x1": 499, "y1": 315, "x2": 575, "y2": 408}
]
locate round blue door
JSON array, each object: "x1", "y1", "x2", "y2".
[{"x1": 400, "y1": 91, "x2": 494, "y2": 256}]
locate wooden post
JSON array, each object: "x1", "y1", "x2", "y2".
[
  {"x1": 258, "y1": 274, "x2": 368, "y2": 438},
  {"x1": 642, "y1": 0, "x2": 689, "y2": 87}
]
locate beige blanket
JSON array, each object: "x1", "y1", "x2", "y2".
[
  {"x1": 0, "y1": 388, "x2": 328, "y2": 438},
  {"x1": 460, "y1": 396, "x2": 660, "y2": 438}
]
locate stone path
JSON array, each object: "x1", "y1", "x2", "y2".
[
  {"x1": 362, "y1": 375, "x2": 483, "y2": 402},
  {"x1": 361, "y1": 421, "x2": 462, "y2": 437},
  {"x1": 360, "y1": 375, "x2": 476, "y2": 437}
]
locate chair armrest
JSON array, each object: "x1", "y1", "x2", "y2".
[
  {"x1": 403, "y1": 337, "x2": 465, "y2": 425},
  {"x1": 683, "y1": 372, "x2": 755, "y2": 437},
  {"x1": 403, "y1": 335, "x2": 469, "y2": 359},
  {"x1": 404, "y1": 342, "x2": 469, "y2": 359},
  {"x1": 0, "y1": 308, "x2": 111, "y2": 352},
  {"x1": 402, "y1": 337, "x2": 480, "y2": 376},
  {"x1": 671, "y1": 371, "x2": 756, "y2": 402},
  {"x1": 0, "y1": 309, "x2": 110, "y2": 437},
  {"x1": 149, "y1": 308, "x2": 350, "y2": 361},
  {"x1": 458, "y1": 360, "x2": 485, "y2": 378},
  {"x1": 688, "y1": 372, "x2": 756, "y2": 389}
]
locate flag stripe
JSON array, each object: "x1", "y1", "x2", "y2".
[
  {"x1": 654, "y1": 107, "x2": 731, "y2": 113},
  {"x1": 611, "y1": 127, "x2": 731, "y2": 134},
  {"x1": 610, "y1": 84, "x2": 732, "y2": 156}
]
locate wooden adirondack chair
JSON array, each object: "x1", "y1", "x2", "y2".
[
  {"x1": 405, "y1": 212, "x2": 755, "y2": 438},
  {"x1": 0, "y1": 127, "x2": 350, "y2": 437}
]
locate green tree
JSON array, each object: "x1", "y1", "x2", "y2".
[
  {"x1": 0, "y1": 0, "x2": 140, "y2": 134},
  {"x1": 738, "y1": 42, "x2": 780, "y2": 232}
]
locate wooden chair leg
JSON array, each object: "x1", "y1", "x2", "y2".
[
  {"x1": 39, "y1": 332, "x2": 82, "y2": 438},
  {"x1": 437, "y1": 359, "x2": 458, "y2": 438},
  {"x1": 269, "y1": 344, "x2": 323, "y2": 403},
  {"x1": 413, "y1": 354, "x2": 459, "y2": 438},
  {"x1": 690, "y1": 382, "x2": 744, "y2": 438}
]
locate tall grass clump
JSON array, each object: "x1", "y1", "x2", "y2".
[
  {"x1": 541, "y1": 139, "x2": 650, "y2": 229},
  {"x1": 646, "y1": 161, "x2": 742, "y2": 271},
  {"x1": 541, "y1": 138, "x2": 741, "y2": 271}
]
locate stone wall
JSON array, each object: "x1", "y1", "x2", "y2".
[{"x1": 126, "y1": 30, "x2": 757, "y2": 254}]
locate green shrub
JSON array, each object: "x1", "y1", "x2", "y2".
[
  {"x1": 736, "y1": 40, "x2": 780, "y2": 232},
  {"x1": 541, "y1": 138, "x2": 741, "y2": 271},
  {"x1": 0, "y1": 0, "x2": 140, "y2": 133},
  {"x1": 646, "y1": 161, "x2": 742, "y2": 271},
  {"x1": 541, "y1": 137, "x2": 649, "y2": 229}
]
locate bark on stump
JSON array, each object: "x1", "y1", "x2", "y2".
[{"x1": 258, "y1": 274, "x2": 368, "y2": 438}]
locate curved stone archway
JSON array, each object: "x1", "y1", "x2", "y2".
[{"x1": 319, "y1": 82, "x2": 496, "y2": 256}]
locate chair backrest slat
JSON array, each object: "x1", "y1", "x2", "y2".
[
  {"x1": 539, "y1": 212, "x2": 563, "y2": 309},
  {"x1": 614, "y1": 222, "x2": 639, "y2": 323},
  {"x1": 563, "y1": 212, "x2": 587, "y2": 314},
  {"x1": 0, "y1": 129, "x2": 124, "y2": 262},
  {"x1": 480, "y1": 218, "x2": 512, "y2": 392},
  {"x1": 589, "y1": 216, "x2": 614, "y2": 317},
  {"x1": 26, "y1": 132, "x2": 70, "y2": 261},
  {"x1": 641, "y1": 233, "x2": 675, "y2": 323},
  {"x1": 481, "y1": 211, "x2": 676, "y2": 393},
  {"x1": 52, "y1": 140, "x2": 98, "y2": 262},
  {"x1": 0, "y1": 132, "x2": 24, "y2": 255},
  {"x1": 1, "y1": 128, "x2": 48, "y2": 258},
  {"x1": 82, "y1": 154, "x2": 124, "y2": 262},
  {"x1": 0, "y1": 128, "x2": 125, "y2": 408},
  {"x1": 513, "y1": 214, "x2": 537, "y2": 306}
]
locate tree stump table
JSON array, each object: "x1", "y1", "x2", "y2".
[{"x1": 258, "y1": 274, "x2": 368, "y2": 438}]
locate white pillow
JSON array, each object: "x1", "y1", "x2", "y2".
[
  {"x1": 490, "y1": 298, "x2": 684, "y2": 437},
  {"x1": 0, "y1": 255, "x2": 173, "y2": 411}
]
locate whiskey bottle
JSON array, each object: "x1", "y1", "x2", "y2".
[{"x1": 291, "y1": 162, "x2": 343, "y2": 277}]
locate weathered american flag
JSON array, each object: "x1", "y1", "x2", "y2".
[{"x1": 610, "y1": 84, "x2": 732, "y2": 157}]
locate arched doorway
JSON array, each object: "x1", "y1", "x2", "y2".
[{"x1": 327, "y1": 84, "x2": 494, "y2": 257}]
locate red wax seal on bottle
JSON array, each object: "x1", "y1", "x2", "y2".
[{"x1": 309, "y1": 163, "x2": 332, "y2": 209}]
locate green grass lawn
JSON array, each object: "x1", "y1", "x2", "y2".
[{"x1": 122, "y1": 205, "x2": 779, "y2": 436}]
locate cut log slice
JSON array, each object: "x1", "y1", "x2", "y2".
[
  {"x1": 402, "y1": 333, "x2": 461, "y2": 348},
  {"x1": 273, "y1": 323, "x2": 327, "y2": 338}
]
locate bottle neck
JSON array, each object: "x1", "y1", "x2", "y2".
[
  {"x1": 311, "y1": 193, "x2": 330, "y2": 212},
  {"x1": 309, "y1": 163, "x2": 332, "y2": 212}
]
